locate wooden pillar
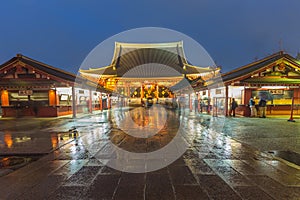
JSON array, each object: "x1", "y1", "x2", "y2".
[
  {"x1": 156, "y1": 84, "x2": 159, "y2": 99},
  {"x1": 207, "y1": 89, "x2": 211, "y2": 114},
  {"x1": 107, "y1": 94, "x2": 111, "y2": 109},
  {"x1": 197, "y1": 92, "x2": 200, "y2": 112},
  {"x1": 189, "y1": 94, "x2": 192, "y2": 112},
  {"x1": 141, "y1": 85, "x2": 144, "y2": 99},
  {"x1": 127, "y1": 85, "x2": 130, "y2": 106},
  {"x1": 127, "y1": 85, "x2": 130, "y2": 97},
  {"x1": 48, "y1": 89, "x2": 56, "y2": 106},
  {"x1": 99, "y1": 93, "x2": 103, "y2": 111},
  {"x1": 225, "y1": 85, "x2": 229, "y2": 116},
  {"x1": 72, "y1": 86, "x2": 76, "y2": 118},
  {"x1": 56, "y1": 92, "x2": 59, "y2": 106},
  {"x1": 1, "y1": 90, "x2": 9, "y2": 106},
  {"x1": 89, "y1": 89, "x2": 92, "y2": 113}
]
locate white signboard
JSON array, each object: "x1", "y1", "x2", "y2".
[{"x1": 18, "y1": 90, "x2": 33, "y2": 96}]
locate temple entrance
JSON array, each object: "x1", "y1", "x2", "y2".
[
  {"x1": 127, "y1": 84, "x2": 174, "y2": 106},
  {"x1": 129, "y1": 84, "x2": 173, "y2": 99},
  {"x1": 143, "y1": 84, "x2": 156, "y2": 98}
]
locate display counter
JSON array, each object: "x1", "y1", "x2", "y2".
[{"x1": 235, "y1": 104, "x2": 299, "y2": 116}]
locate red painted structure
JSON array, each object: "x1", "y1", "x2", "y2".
[
  {"x1": 0, "y1": 54, "x2": 110, "y2": 117},
  {"x1": 208, "y1": 51, "x2": 300, "y2": 116}
]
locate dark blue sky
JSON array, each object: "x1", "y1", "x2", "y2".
[{"x1": 1, "y1": 0, "x2": 300, "y2": 74}]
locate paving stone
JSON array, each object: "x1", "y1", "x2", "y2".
[
  {"x1": 264, "y1": 160, "x2": 300, "y2": 177},
  {"x1": 99, "y1": 165, "x2": 122, "y2": 175},
  {"x1": 19, "y1": 175, "x2": 66, "y2": 200},
  {"x1": 52, "y1": 159, "x2": 88, "y2": 178},
  {"x1": 246, "y1": 175, "x2": 300, "y2": 199},
  {"x1": 114, "y1": 184, "x2": 145, "y2": 200},
  {"x1": 243, "y1": 159, "x2": 300, "y2": 186},
  {"x1": 168, "y1": 165, "x2": 198, "y2": 185},
  {"x1": 234, "y1": 186, "x2": 273, "y2": 200},
  {"x1": 84, "y1": 158, "x2": 105, "y2": 166},
  {"x1": 85, "y1": 174, "x2": 120, "y2": 199},
  {"x1": 48, "y1": 185, "x2": 88, "y2": 200},
  {"x1": 64, "y1": 166, "x2": 102, "y2": 186},
  {"x1": 197, "y1": 175, "x2": 242, "y2": 200},
  {"x1": 224, "y1": 159, "x2": 264, "y2": 175},
  {"x1": 119, "y1": 172, "x2": 146, "y2": 186},
  {"x1": 145, "y1": 173, "x2": 175, "y2": 200},
  {"x1": 0, "y1": 168, "x2": 13, "y2": 177},
  {"x1": 174, "y1": 185, "x2": 210, "y2": 200},
  {"x1": 185, "y1": 159, "x2": 215, "y2": 175},
  {"x1": 220, "y1": 171, "x2": 253, "y2": 187},
  {"x1": 146, "y1": 166, "x2": 169, "y2": 174}
]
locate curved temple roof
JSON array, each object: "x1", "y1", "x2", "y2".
[{"x1": 80, "y1": 41, "x2": 213, "y2": 78}]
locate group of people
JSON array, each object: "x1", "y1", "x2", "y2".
[
  {"x1": 229, "y1": 97, "x2": 267, "y2": 118},
  {"x1": 193, "y1": 98, "x2": 207, "y2": 113},
  {"x1": 249, "y1": 97, "x2": 267, "y2": 118},
  {"x1": 172, "y1": 96, "x2": 267, "y2": 118}
]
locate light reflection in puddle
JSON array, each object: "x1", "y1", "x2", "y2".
[
  {"x1": 4, "y1": 133, "x2": 13, "y2": 148},
  {"x1": 51, "y1": 132, "x2": 80, "y2": 150},
  {"x1": 1, "y1": 131, "x2": 33, "y2": 149}
]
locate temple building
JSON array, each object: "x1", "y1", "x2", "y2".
[
  {"x1": 0, "y1": 54, "x2": 110, "y2": 117},
  {"x1": 204, "y1": 51, "x2": 300, "y2": 116},
  {"x1": 79, "y1": 41, "x2": 216, "y2": 106},
  {"x1": 1, "y1": 47, "x2": 299, "y2": 118}
]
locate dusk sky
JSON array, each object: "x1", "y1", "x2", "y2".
[{"x1": 1, "y1": 0, "x2": 300, "y2": 74}]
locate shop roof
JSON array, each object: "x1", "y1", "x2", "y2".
[
  {"x1": 0, "y1": 54, "x2": 76, "y2": 82},
  {"x1": 218, "y1": 51, "x2": 300, "y2": 86},
  {"x1": 0, "y1": 54, "x2": 112, "y2": 93}
]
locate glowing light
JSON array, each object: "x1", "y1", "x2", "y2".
[
  {"x1": 4, "y1": 133, "x2": 13, "y2": 148},
  {"x1": 51, "y1": 135, "x2": 58, "y2": 149}
]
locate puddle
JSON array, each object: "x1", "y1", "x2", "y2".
[
  {"x1": 268, "y1": 150, "x2": 300, "y2": 166},
  {"x1": 0, "y1": 155, "x2": 43, "y2": 176}
]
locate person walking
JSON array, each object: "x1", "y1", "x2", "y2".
[
  {"x1": 258, "y1": 98, "x2": 267, "y2": 118},
  {"x1": 249, "y1": 97, "x2": 257, "y2": 117},
  {"x1": 229, "y1": 98, "x2": 238, "y2": 117}
]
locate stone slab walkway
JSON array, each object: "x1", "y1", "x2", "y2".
[{"x1": 0, "y1": 108, "x2": 299, "y2": 199}]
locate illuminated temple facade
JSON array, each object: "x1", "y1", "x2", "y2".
[
  {"x1": 1, "y1": 45, "x2": 299, "y2": 118},
  {"x1": 79, "y1": 41, "x2": 216, "y2": 105}
]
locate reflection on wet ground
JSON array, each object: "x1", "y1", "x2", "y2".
[
  {"x1": 110, "y1": 107, "x2": 180, "y2": 152},
  {"x1": 0, "y1": 155, "x2": 41, "y2": 176},
  {"x1": 0, "y1": 108, "x2": 299, "y2": 199},
  {"x1": 268, "y1": 150, "x2": 300, "y2": 166}
]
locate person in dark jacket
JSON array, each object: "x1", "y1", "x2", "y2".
[
  {"x1": 258, "y1": 98, "x2": 267, "y2": 118},
  {"x1": 229, "y1": 98, "x2": 238, "y2": 117},
  {"x1": 249, "y1": 97, "x2": 257, "y2": 117}
]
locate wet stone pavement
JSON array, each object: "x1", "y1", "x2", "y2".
[{"x1": 0, "y1": 107, "x2": 300, "y2": 199}]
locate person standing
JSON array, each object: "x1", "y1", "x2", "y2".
[
  {"x1": 16, "y1": 98, "x2": 21, "y2": 118},
  {"x1": 194, "y1": 98, "x2": 198, "y2": 113},
  {"x1": 258, "y1": 98, "x2": 267, "y2": 118},
  {"x1": 200, "y1": 100, "x2": 204, "y2": 113},
  {"x1": 230, "y1": 98, "x2": 238, "y2": 117},
  {"x1": 249, "y1": 97, "x2": 257, "y2": 117}
]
